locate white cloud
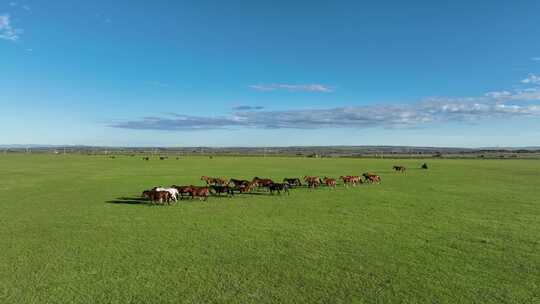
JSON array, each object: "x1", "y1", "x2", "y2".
[
  {"x1": 485, "y1": 89, "x2": 540, "y2": 102},
  {"x1": 110, "y1": 100, "x2": 540, "y2": 131},
  {"x1": 111, "y1": 74, "x2": 540, "y2": 131},
  {"x1": 111, "y1": 90, "x2": 540, "y2": 131},
  {"x1": 249, "y1": 84, "x2": 334, "y2": 93},
  {"x1": 8, "y1": 2, "x2": 30, "y2": 11},
  {"x1": 521, "y1": 74, "x2": 540, "y2": 85},
  {"x1": 0, "y1": 14, "x2": 21, "y2": 41}
]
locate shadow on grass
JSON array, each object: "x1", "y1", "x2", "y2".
[
  {"x1": 106, "y1": 196, "x2": 151, "y2": 205},
  {"x1": 240, "y1": 191, "x2": 271, "y2": 196}
]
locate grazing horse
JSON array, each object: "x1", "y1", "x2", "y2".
[
  {"x1": 323, "y1": 177, "x2": 337, "y2": 188},
  {"x1": 267, "y1": 183, "x2": 290, "y2": 195},
  {"x1": 283, "y1": 178, "x2": 302, "y2": 187},
  {"x1": 142, "y1": 157, "x2": 150, "y2": 161},
  {"x1": 363, "y1": 173, "x2": 381, "y2": 184},
  {"x1": 393, "y1": 165, "x2": 406, "y2": 173},
  {"x1": 209, "y1": 185, "x2": 234, "y2": 196},
  {"x1": 159, "y1": 156, "x2": 168, "y2": 160},
  {"x1": 421, "y1": 163, "x2": 429, "y2": 170}
]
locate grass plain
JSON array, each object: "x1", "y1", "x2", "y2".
[{"x1": 0, "y1": 155, "x2": 539, "y2": 303}]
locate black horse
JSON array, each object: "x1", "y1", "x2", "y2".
[
  {"x1": 209, "y1": 185, "x2": 234, "y2": 196},
  {"x1": 283, "y1": 178, "x2": 302, "y2": 187},
  {"x1": 393, "y1": 165, "x2": 406, "y2": 172},
  {"x1": 267, "y1": 183, "x2": 290, "y2": 195}
]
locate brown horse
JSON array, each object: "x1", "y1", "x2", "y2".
[
  {"x1": 172, "y1": 185, "x2": 196, "y2": 199},
  {"x1": 323, "y1": 177, "x2": 337, "y2": 188},
  {"x1": 303, "y1": 176, "x2": 321, "y2": 188},
  {"x1": 201, "y1": 176, "x2": 228, "y2": 186},
  {"x1": 142, "y1": 190, "x2": 172, "y2": 205},
  {"x1": 237, "y1": 182, "x2": 257, "y2": 194},
  {"x1": 340, "y1": 175, "x2": 362, "y2": 186},
  {"x1": 363, "y1": 173, "x2": 381, "y2": 184},
  {"x1": 229, "y1": 178, "x2": 250, "y2": 187},
  {"x1": 305, "y1": 176, "x2": 319, "y2": 188},
  {"x1": 252, "y1": 177, "x2": 274, "y2": 187},
  {"x1": 189, "y1": 187, "x2": 210, "y2": 201}
]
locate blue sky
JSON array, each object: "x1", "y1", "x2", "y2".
[{"x1": 1, "y1": 0, "x2": 540, "y2": 147}]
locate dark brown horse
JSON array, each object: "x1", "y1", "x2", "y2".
[
  {"x1": 142, "y1": 190, "x2": 172, "y2": 205},
  {"x1": 209, "y1": 185, "x2": 234, "y2": 196},
  {"x1": 267, "y1": 183, "x2": 290, "y2": 195},
  {"x1": 393, "y1": 165, "x2": 406, "y2": 173},
  {"x1": 172, "y1": 185, "x2": 196, "y2": 199}
]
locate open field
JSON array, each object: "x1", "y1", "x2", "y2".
[{"x1": 1, "y1": 155, "x2": 539, "y2": 303}]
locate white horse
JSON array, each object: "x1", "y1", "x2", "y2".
[{"x1": 154, "y1": 187, "x2": 179, "y2": 202}]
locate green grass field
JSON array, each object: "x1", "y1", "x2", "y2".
[{"x1": 1, "y1": 155, "x2": 539, "y2": 303}]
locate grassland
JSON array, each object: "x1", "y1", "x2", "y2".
[{"x1": 0, "y1": 155, "x2": 539, "y2": 303}]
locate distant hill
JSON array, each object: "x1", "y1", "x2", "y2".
[{"x1": 1, "y1": 145, "x2": 539, "y2": 157}]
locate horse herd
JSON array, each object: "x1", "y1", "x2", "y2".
[{"x1": 140, "y1": 172, "x2": 390, "y2": 205}]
